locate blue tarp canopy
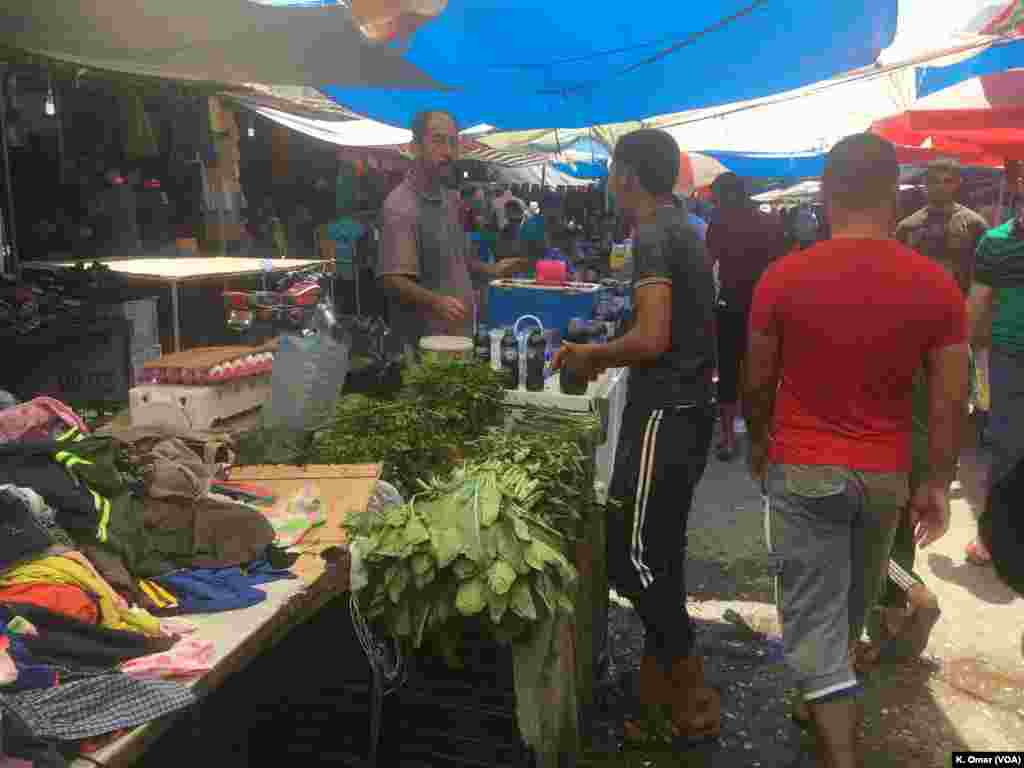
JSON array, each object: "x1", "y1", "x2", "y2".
[
  {"x1": 702, "y1": 150, "x2": 826, "y2": 179},
  {"x1": 917, "y1": 38, "x2": 1024, "y2": 98},
  {"x1": 322, "y1": 1, "x2": 898, "y2": 130},
  {"x1": 553, "y1": 160, "x2": 608, "y2": 179}
]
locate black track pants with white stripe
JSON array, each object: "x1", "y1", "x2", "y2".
[{"x1": 607, "y1": 402, "x2": 713, "y2": 664}]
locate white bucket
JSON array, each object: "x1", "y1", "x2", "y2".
[{"x1": 419, "y1": 335, "x2": 474, "y2": 363}]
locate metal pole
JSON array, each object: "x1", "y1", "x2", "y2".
[
  {"x1": 171, "y1": 280, "x2": 182, "y2": 352},
  {"x1": 52, "y1": 73, "x2": 65, "y2": 186},
  {"x1": 0, "y1": 66, "x2": 18, "y2": 274}
]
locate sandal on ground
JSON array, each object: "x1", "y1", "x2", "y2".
[
  {"x1": 876, "y1": 587, "x2": 941, "y2": 663},
  {"x1": 965, "y1": 539, "x2": 992, "y2": 566}
]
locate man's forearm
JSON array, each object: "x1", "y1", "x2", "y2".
[
  {"x1": 926, "y1": 395, "x2": 962, "y2": 489},
  {"x1": 588, "y1": 328, "x2": 664, "y2": 370},
  {"x1": 743, "y1": 387, "x2": 775, "y2": 447},
  {"x1": 379, "y1": 275, "x2": 439, "y2": 313},
  {"x1": 467, "y1": 258, "x2": 498, "y2": 278},
  {"x1": 925, "y1": 344, "x2": 969, "y2": 489}
]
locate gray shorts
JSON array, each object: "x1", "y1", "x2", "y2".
[{"x1": 764, "y1": 464, "x2": 907, "y2": 701}]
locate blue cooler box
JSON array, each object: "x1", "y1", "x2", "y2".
[{"x1": 487, "y1": 279, "x2": 608, "y2": 335}]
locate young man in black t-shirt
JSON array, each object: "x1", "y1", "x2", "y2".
[{"x1": 553, "y1": 129, "x2": 719, "y2": 745}]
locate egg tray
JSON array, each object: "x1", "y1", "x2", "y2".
[
  {"x1": 141, "y1": 341, "x2": 278, "y2": 386},
  {"x1": 130, "y1": 376, "x2": 272, "y2": 432}
]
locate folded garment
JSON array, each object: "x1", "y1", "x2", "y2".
[
  {"x1": 121, "y1": 637, "x2": 213, "y2": 680},
  {"x1": 142, "y1": 495, "x2": 276, "y2": 570},
  {"x1": 0, "y1": 583, "x2": 99, "y2": 625},
  {"x1": 157, "y1": 618, "x2": 196, "y2": 637},
  {"x1": 0, "y1": 397, "x2": 88, "y2": 445},
  {"x1": 109, "y1": 422, "x2": 236, "y2": 467},
  {"x1": 0, "y1": 442, "x2": 102, "y2": 536},
  {"x1": 0, "y1": 604, "x2": 173, "y2": 672},
  {"x1": 145, "y1": 438, "x2": 215, "y2": 501},
  {"x1": 0, "y1": 554, "x2": 161, "y2": 636},
  {"x1": 4, "y1": 635, "x2": 60, "y2": 692},
  {"x1": 138, "y1": 579, "x2": 179, "y2": 611},
  {"x1": 0, "y1": 486, "x2": 74, "y2": 551},
  {"x1": 0, "y1": 673, "x2": 196, "y2": 747},
  {"x1": 0, "y1": 486, "x2": 58, "y2": 569},
  {"x1": 152, "y1": 560, "x2": 295, "y2": 615}
]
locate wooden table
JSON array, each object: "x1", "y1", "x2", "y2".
[
  {"x1": 69, "y1": 463, "x2": 380, "y2": 768},
  {"x1": 26, "y1": 257, "x2": 327, "y2": 352}
]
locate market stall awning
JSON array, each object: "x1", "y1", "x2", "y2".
[
  {"x1": 917, "y1": 39, "x2": 1024, "y2": 99},
  {"x1": 751, "y1": 180, "x2": 822, "y2": 203},
  {"x1": 698, "y1": 150, "x2": 826, "y2": 179},
  {"x1": 0, "y1": 0, "x2": 439, "y2": 88},
  {"x1": 321, "y1": 0, "x2": 898, "y2": 130},
  {"x1": 491, "y1": 164, "x2": 594, "y2": 188},
  {"x1": 895, "y1": 68, "x2": 1024, "y2": 132},
  {"x1": 871, "y1": 69, "x2": 1024, "y2": 160},
  {"x1": 234, "y1": 100, "x2": 553, "y2": 166}
]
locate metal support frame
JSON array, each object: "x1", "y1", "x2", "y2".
[
  {"x1": 0, "y1": 65, "x2": 18, "y2": 274},
  {"x1": 170, "y1": 280, "x2": 182, "y2": 352}
]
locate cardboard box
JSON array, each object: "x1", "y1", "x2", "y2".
[{"x1": 226, "y1": 464, "x2": 382, "y2": 587}]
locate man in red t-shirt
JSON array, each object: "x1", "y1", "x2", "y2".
[{"x1": 744, "y1": 134, "x2": 968, "y2": 768}]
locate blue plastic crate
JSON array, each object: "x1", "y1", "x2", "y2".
[{"x1": 486, "y1": 280, "x2": 608, "y2": 335}]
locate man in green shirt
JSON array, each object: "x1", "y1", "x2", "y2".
[
  {"x1": 967, "y1": 173, "x2": 1024, "y2": 569},
  {"x1": 870, "y1": 160, "x2": 986, "y2": 662}
]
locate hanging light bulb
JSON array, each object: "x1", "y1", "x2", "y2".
[
  {"x1": 44, "y1": 84, "x2": 55, "y2": 117},
  {"x1": 247, "y1": 116, "x2": 255, "y2": 138}
]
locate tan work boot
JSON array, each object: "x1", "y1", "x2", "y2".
[
  {"x1": 881, "y1": 583, "x2": 941, "y2": 662},
  {"x1": 622, "y1": 654, "x2": 674, "y2": 746},
  {"x1": 668, "y1": 655, "x2": 721, "y2": 742}
]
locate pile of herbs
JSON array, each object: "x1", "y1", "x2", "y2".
[
  {"x1": 345, "y1": 407, "x2": 602, "y2": 662},
  {"x1": 311, "y1": 359, "x2": 506, "y2": 496}
]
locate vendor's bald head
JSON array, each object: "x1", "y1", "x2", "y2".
[
  {"x1": 823, "y1": 133, "x2": 899, "y2": 234},
  {"x1": 411, "y1": 110, "x2": 459, "y2": 188}
]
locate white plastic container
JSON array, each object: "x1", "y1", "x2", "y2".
[{"x1": 419, "y1": 335, "x2": 473, "y2": 363}]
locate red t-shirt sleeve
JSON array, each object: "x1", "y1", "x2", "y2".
[{"x1": 748, "y1": 261, "x2": 783, "y2": 335}]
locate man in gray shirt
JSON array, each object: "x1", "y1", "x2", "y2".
[
  {"x1": 376, "y1": 110, "x2": 525, "y2": 352},
  {"x1": 553, "y1": 129, "x2": 718, "y2": 747}
]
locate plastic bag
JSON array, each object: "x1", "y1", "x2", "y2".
[{"x1": 267, "y1": 327, "x2": 352, "y2": 430}]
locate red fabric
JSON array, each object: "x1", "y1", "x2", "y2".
[
  {"x1": 980, "y1": 0, "x2": 1024, "y2": 36},
  {"x1": 871, "y1": 71, "x2": 1024, "y2": 161},
  {"x1": 749, "y1": 239, "x2": 967, "y2": 472},
  {"x1": 0, "y1": 583, "x2": 100, "y2": 625}
]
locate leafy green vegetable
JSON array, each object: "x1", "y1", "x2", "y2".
[
  {"x1": 312, "y1": 360, "x2": 506, "y2": 497},
  {"x1": 510, "y1": 581, "x2": 538, "y2": 621},
  {"x1": 455, "y1": 578, "x2": 487, "y2": 616},
  {"x1": 342, "y1": 401, "x2": 602, "y2": 667},
  {"x1": 411, "y1": 552, "x2": 434, "y2": 576},
  {"x1": 487, "y1": 560, "x2": 518, "y2": 596}
]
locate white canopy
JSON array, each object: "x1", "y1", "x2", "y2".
[{"x1": 0, "y1": 0, "x2": 437, "y2": 88}]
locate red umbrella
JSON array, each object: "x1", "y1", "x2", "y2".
[
  {"x1": 979, "y1": 0, "x2": 1024, "y2": 37},
  {"x1": 871, "y1": 70, "x2": 1024, "y2": 161},
  {"x1": 675, "y1": 152, "x2": 730, "y2": 193}
]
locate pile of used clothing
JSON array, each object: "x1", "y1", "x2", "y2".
[{"x1": 0, "y1": 394, "x2": 302, "y2": 766}]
